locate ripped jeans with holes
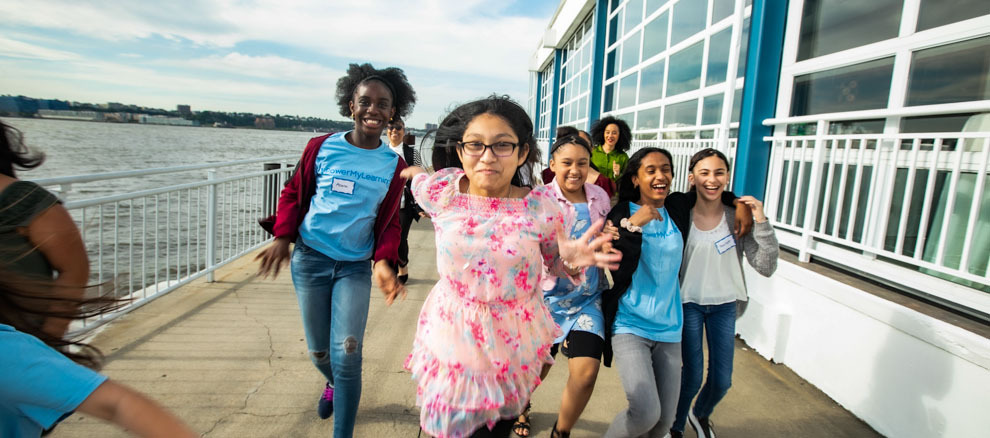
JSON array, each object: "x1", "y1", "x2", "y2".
[{"x1": 291, "y1": 240, "x2": 372, "y2": 438}]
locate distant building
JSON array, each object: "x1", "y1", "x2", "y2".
[
  {"x1": 177, "y1": 105, "x2": 191, "y2": 116},
  {"x1": 38, "y1": 109, "x2": 103, "y2": 121},
  {"x1": 139, "y1": 114, "x2": 195, "y2": 126},
  {"x1": 254, "y1": 117, "x2": 276, "y2": 129},
  {"x1": 425, "y1": 123, "x2": 438, "y2": 131}
]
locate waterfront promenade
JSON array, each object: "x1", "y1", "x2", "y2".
[{"x1": 51, "y1": 220, "x2": 879, "y2": 437}]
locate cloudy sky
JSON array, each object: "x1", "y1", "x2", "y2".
[{"x1": 0, "y1": 0, "x2": 560, "y2": 127}]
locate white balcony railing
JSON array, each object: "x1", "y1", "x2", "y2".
[
  {"x1": 31, "y1": 156, "x2": 297, "y2": 333},
  {"x1": 763, "y1": 115, "x2": 990, "y2": 315}
]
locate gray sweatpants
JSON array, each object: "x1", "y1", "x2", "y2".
[{"x1": 605, "y1": 334, "x2": 682, "y2": 438}]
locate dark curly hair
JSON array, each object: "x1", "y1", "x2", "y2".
[
  {"x1": 335, "y1": 63, "x2": 416, "y2": 120},
  {"x1": 616, "y1": 147, "x2": 674, "y2": 204},
  {"x1": 590, "y1": 116, "x2": 632, "y2": 153},
  {"x1": 432, "y1": 95, "x2": 540, "y2": 187},
  {"x1": 1, "y1": 122, "x2": 44, "y2": 178}
]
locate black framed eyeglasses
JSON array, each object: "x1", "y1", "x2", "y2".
[{"x1": 456, "y1": 141, "x2": 518, "y2": 157}]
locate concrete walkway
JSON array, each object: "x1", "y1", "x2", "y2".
[{"x1": 52, "y1": 220, "x2": 879, "y2": 437}]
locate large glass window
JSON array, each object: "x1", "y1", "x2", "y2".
[
  {"x1": 618, "y1": 73, "x2": 640, "y2": 109},
  {"x1": 702, "y1": 94, "x2": 724, "y2": 125},
  {"x1": 916, "y1": 0, "x2": 990, "y2": 31},
  {"x1": 906, "y1": 36, "x2": 990, "y2": 107},
  {"x1": 797, "y1": 0, "x2": 902, "y2": 61},
  {"x1": 667, "y1": 41, "x2": 704, "y2": 96},
  {"x1": 790, "y1": 57, "x2": 895, "y2": 116},
  {"x1": 737, "y1": 17, "x2": 751, "y2": 77},
  {"x1": 557, "y1": 14, "x2": 596, "y2": 130},
  {"x1": 624, "y1": 0, "x2": 644, "y2": 32},
  {"x1": 670, "y1": 0, "x2": 708, "y2": 46},
  {"x1": 637, "y1": 106, "x2": 662, "y2": 130},
  {"x1": 621, "y1": 30, "x2": 642, "y2": 72},
  {"x1": 706, "y1": 27, "x2": 732, "y2": 86},
  {"x1": 537, "y1": 63, "x2": 554, "y2": 139},
  {"x1": 646, "y1": 0, "x2": 668, "y2": 16},
  {"x1": 664, "y1": 99, "x2": 698, "y2": 128},
  {"x1": 712, "y1": 0, "x2": 735, "y2": 24},
  {"x1": 642, "y1": 11, "x2": 669, "y2": 61},
  {"x1": 639, "y1": 59, "x2": 666, "y2": 103}
]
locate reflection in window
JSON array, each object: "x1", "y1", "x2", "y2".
[
  {"x1": 621, "y1": 30, "x2": 642, "y2": 72},
  {"x1": 706, "y1": 28, "x2": 732, "y2": 86},
  {"x1": 619, "y1": 73, "x2": 640, "y2": 109},
  {"x1": 917, "y1": 0, "x2": 990, "y2": 31},
  {"x1": 731, "y1": 88, "x2": 743, "y2": 123},
  {"x1": 797, "y1": 0, "x2": 902, "y2": 60},
  {"x1": 637, "y1": 106, "x2": 662, "y2": 130},
  {"x1": 667, "y1": 41, "x2": 704, "y2": 96},
  {"x1": 664, "y1": 99, "x2": 698, "y2": 128},
  {"x1": 670, "y1": 0, "x2": 708, "y2": 46},
  {"x1": 642, "y1": 12, "x2": 669, "y2": 61},
  {"x1": 738, "y1": 17, "x2": 751, "y2": 78},
  {"x1": 646, "y1": 0, "x2": 667, "y2": 16},
  {"x1": 790, "y1": 57, "x2": 895, "y2": 116},
  {"x1": 604, "y1": 83, "x2": 616, "y2": 113},
  {"x1": 702, "y1": 94, "x2": 724, "y2": 125},
  {"x1": 624, "y1": 0, "x2": 644, "y2": 34},
  {"x1": 609, "y1": 14, "x2": 619, "y2": 46},
  {"x1": 639, "y1": 60, "x2": 665, "y2": 103},
  {"x1": 606, "y1": 49, "x2": 618, "y2": 80},
  {"x1": 827, "y1": 119, "x2": 884, "y2": 134},
  {"x1": 712, "y1": 0, "x2": 735, "y2": 23},
  {"x1": 901, "y1": 113, "x2": 979, "y2": 133},
  {"x1": 906, "y1": 37, "x2": 990, "y2": 107}
]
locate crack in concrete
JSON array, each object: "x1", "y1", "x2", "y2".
[{"x1": 201, "y1": 290, "x2": 282, "y2": 437}]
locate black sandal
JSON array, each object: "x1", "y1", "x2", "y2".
[
  {"x1": 550, "y1": 420, "x2": 570, "y2": 438},
  {"x1": 512, "y1": 402, "x2": 531, "y2": 437}
]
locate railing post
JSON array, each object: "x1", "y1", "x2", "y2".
[
  {"x1": 799, "y1": 120, "x2": 829, "y2": 263},
  {"x1": 206, "y1": 169, "x2": 217, "y2": 282}
]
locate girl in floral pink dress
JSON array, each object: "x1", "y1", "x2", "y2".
[{"x1": 401, "y1": 96, "x2": 621, "y2": 438}]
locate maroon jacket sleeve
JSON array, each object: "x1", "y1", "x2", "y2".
[
  {"x1": 272, "y1": 135, "x2": 327, "y2": 240},
  {"x1": 372, "y1": 156, "x2": 408, "y2": 266}
]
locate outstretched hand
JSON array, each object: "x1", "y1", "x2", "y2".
[
  {"x1": 732, "y1": 198, "x2": 755, "y2": 237},
  {"x1": 374, "y1": 260, "x2": 406, "y2": 305},
  {"x1": 556, "y1": 219, "x2": 623, "y2": 271},
  {"x1": 400, "y1": 166, "x2": 426, "y2": 181},
  {"x1": 255, "y1": 238, "x2": 291, "y2": 279}
]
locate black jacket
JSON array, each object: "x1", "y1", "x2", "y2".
[{"x1": 601, "y1": 191, "x2": 736, "y2": 366}]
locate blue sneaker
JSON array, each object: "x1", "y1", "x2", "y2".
[{"x1": 317, "y1": 382, "x2": 334, "y2": 419}]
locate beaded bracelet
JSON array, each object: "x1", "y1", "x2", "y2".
[{"x1": 620, "y1": 218, "x2": 643, "y2": 233}]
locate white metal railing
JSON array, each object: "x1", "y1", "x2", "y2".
[
  {"x1": 31, "y1": 156, "x2": 297, "y2": 333},
  {"x1": 763, "y1": 116, "x2": 990, "y2": 314}
]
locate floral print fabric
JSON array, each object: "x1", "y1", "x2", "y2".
[{"x1": 404, "y1": 168, "x2": 571, "y2": 438}]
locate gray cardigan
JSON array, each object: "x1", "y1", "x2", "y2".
[{"x1": 683, "y1": 204, "x2": 779, "y2": 299}]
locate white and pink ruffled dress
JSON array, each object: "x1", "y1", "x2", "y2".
[{"x1": 404, "y1": 168, "x2": 574, "y2": 438}]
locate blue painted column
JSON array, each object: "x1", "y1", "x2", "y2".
[
  {"x1": 588, "y1": 0, "x2": 608, "y2": 125},
  {"x1": 549, "y1": 49, "x2": 563, "y2": 140},
  {"x1": 733, "y1": 0, "x2": 787, "y2": 199}
]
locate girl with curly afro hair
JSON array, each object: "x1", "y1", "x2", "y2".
[
  {"x1": 256, "y1": 63, "x2": 416, "y2": 437},
  {"x1": 590, "y1": 116, "x2": 632, "y2": 183}
]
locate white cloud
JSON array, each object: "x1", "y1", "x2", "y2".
[
  {"x1": 159, "y1": 53, "x2": 344, "y2": 84},
  {"x1": 0, "y1": 36, "x2": 81, "y2": 61},
  {"x1": 0, "y1": 0, "x2": 547, "y2": 82}
]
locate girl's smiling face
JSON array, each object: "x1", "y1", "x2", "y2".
[
  {"x1": 632, "y1": 151, "x2": 673, "y2": 207},
  {"x1": 550, "y1": 143, "x2": 591, "y2": 195},
  {"x1": 348, "y1": 80, "x2": 394, "y2": 140},
  {"x1": 457, "y1": 113, "x2": 528, "y2": 197}
]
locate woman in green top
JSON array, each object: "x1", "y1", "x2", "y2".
[{"x1": 590, "y1": 116, "x2": 631, "y2": 183}]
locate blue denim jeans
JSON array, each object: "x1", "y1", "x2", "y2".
[
  {"x1": 290, "y1": 240, "x2": 372, "y2": 438},
  {"x1": 672, "y1": 301, "x2": 737, "y2": 432}
]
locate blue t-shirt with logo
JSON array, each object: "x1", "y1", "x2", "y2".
[
  {"x1": 613, "y1": 202, "x2": 684, "y2": 342},
  {"x1": 0, "y1": 324, "x2": 108, "y2": 437},
  {"x1": 299, "y1": 131, "x2": 398, "y2": 261}
]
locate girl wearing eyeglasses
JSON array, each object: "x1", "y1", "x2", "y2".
[
  {"x1": 400, "y1": 95, "x2": 621, "y2": 438},
  {"x1": 255, "y1": 63, "x2": 415, "y2": 438}
]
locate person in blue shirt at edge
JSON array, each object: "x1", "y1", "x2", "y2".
[
  {"x1": 601, "y1": 147, "x2": 752, "y2": 438},
  {"x1": 0, "y1": 267, "x2": 196, "y2": 437},
  {"x1": 670, "y1": 148, "x2": 779, "y2": 438},
  {"x1": 255, "y1": 63, "x2": 415, "y2": 438}
]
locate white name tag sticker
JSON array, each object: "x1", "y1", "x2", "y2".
[
  {"x1": 715, "y1": 234, "x2": 736, "y2": 254},
  {"x1": 331, "y1": 178, "x2": 355, "y2": 195}
]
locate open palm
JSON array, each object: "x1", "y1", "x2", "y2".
[{"x1": 557, "y1": 219, "x2": 622, "y2": 270}]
